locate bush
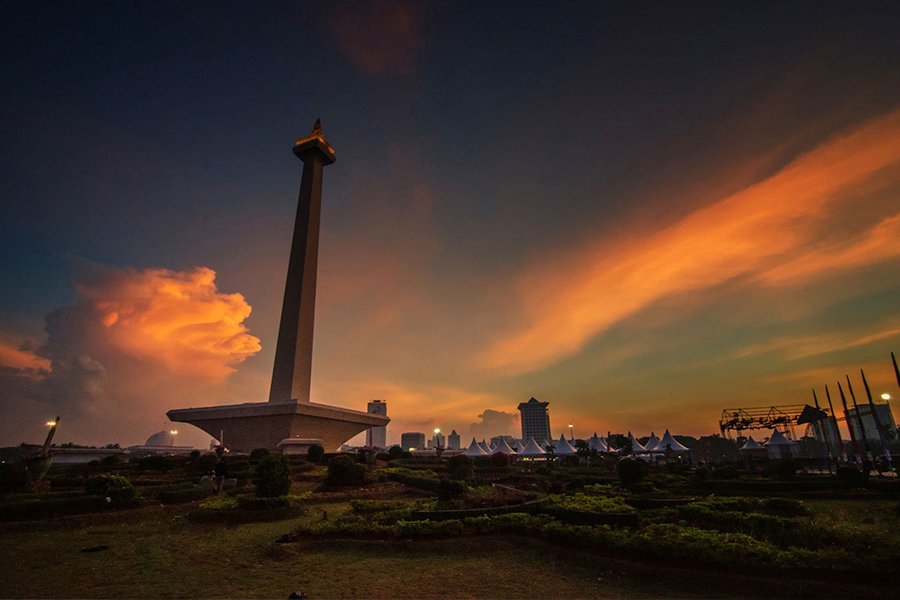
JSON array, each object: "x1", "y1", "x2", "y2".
[
  {"x1": 437, "y1": 478, "x2": 467, "y2": 501},
  {"x1": 250, "y1": 448, "x2": 270, "y2": 461},
  {"x1": 255, "y1": 455, "x2": 293, "y2": 497},
  {"x1": 773, "y1": 459, "x2": 796, "y2": 480},
  {"x1": 616, "y1": 458, "x2": 646, "y2": 486},
  {"x1": 387, "y1": 446, "x2": 405, "y2": 460},
  {"x1": 307, "y1": 444, "x2": 325, "y2": 463},
  {"x1": 326, "y1": 455, "x2": 367, "y2": 487},
  {"x1": 84, "y1": 474, "x2": 136, "y2": 504},
  {"x1": 189, "y1": 450, "x2": 202, "y2": 461},
  {"x1": 490, "y1": 453, "x2": 509, "y2": 467},
  {"x1": 135, "y1": 454, "x2": 183, "y2": 472},
  {"x1": 193, "y1": 453, "x2": 220, "y2": 474},
  {"x1": 446, "y1": 455, "x2": 474, "y2": 481},
  {"x1": 0, "y1": 462, "x2": 29, "y2": 494},
  {"x1": 835, "y1": 465, "x2": 868, "y2": 487},
  {"x1": 711, "y1": 465, "x2": 738, "y2": 480}
]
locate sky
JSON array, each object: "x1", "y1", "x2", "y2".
[{"x1": 2, "y1": 2, "x2": 900, "y2": 448}]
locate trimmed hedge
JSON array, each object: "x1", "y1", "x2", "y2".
[{"x1": 0, "y1": 494, "x2": 143, "y2": 521}]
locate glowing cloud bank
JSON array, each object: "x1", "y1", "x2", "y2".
[{"x1": 480, "y1": 109, "x2": 900, "y2": 374}]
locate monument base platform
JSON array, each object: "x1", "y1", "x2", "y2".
[{"x1": 167, "y1": 401, "x2": 389, "y2": 453}]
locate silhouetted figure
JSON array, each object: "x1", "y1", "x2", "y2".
[{"x1": 213, "y1": 446, "x2": 228, "y2": 494}]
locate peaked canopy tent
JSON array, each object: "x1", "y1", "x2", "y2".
[
  {"x1": 554, "y1": 434, "x2": 578, "y2": 456},
  {"x1": 655, "y1": 430, "x2": 690, "y2": 453},
  {"x1": 492, "y1": 438, "x2": 517, "y2": 455},
  {"x1": 589, "y1": 433, "x2": 608, "y2": 453},
  {"x1": 464, "y1": 438, "x2": 489, "y2": 457},
  {"x1": 478, "y1": 440, "x2": 491, "y2": 454},
  {"x1": 518, "y1": 438, "x2": 547, "y2": 458},
  {"x1": 643, "y1": 432, "x2": 661, "y2": 452},
  {"x1": 764, "y1": 430, "x2": 797, "y2": 459},
  {"x1": 627, "y1": 431, "x2": 646, "y2": 454},
  {"x1": 740, "y1": 436, "x2": 764, "y2": 451}
]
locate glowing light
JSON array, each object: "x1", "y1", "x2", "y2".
[
  {"x1": 46, "y1": 421, "x2": 56, "y2": 426},
  {"x1": 883, "y1": 393, "x2": 893, "y2": 401},
  {"x1": 434, "y1": 428, "x2": 440, "y2": 434},
  {"x1": 170, "y1": 430, "x2": 178, "y2": 435}
]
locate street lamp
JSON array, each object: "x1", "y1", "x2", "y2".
[
  {"x1": 881, "y1": 393, "x2": 892, "y2": 401},
  {"x1": 169, "y1": 429, "x2": 178, "y2": 447},
  {"x1": 568, "y1": 423, "x2": 574, "y2": 442}
]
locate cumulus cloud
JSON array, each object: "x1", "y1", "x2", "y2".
[
  {"x1": 0, "y1": 265, "x2": 260, "y2": 446},
  {"x1": 466, "y1": 409, "x2": 518, "y2": 442},
  {"x1": 478, "y1": 108, "x2": 900, "y2": 374}
]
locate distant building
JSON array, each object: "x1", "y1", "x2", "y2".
[
  {"x1": 447, "y1": 430, "x2": 461, "y2": 450},
  {"x1": 846, "y1": 403, "x2": 897, "y2": 444},
  {"x1": 401, "y1": 432, "x2": 425, "y2": 451},
  {"x1": 518, "y1": 397, "x2": 551, "y2": 444},
  {"x1": 431, "y1": 430, "x2": 445, "y2": 449},
  {"x1": 366, "y1": 400, "x2": 388, "y2": 448}
]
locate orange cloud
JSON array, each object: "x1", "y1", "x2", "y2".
[
  {"x1": 71, "y1": 266, "x2": 260, "y2": 379},
  {"x1": 479, "y1": 108, "x2": 900, "y2": 374},
  {"x1": 0, "y1": 338, "x2": 50, "y2": 375}
]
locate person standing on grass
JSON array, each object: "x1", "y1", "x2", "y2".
[{"x1": 213, "y1": 446, "x2": 228, "y2": 494}]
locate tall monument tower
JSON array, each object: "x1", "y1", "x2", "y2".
[
  {"x1": 269, "y1": 119, "x2": 335, "y2": 403},
  {"x1": 167, "y1": 121, "x2": 389, "y2": 452}
]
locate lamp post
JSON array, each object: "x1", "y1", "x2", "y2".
[
  {"x1": 568, "y1": 423, "x2": 574, "y2": 442},
  {"x1": 169, "y1": 430, "x2": 178, "y2": 447},
  {"x1": 434, "y1": 428, "x2": 441, "y2": 449}
]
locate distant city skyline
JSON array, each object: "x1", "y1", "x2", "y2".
[{"x1": 2, "y1": 3, "x2": 900, "y2": 448}]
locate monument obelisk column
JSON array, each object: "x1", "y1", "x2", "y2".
[{"x1": 269, "y1": 119, "x2": 336, "y2": 403}]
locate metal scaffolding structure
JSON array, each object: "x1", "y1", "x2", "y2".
[{"x1": 719, "y1": 405, "x2": 813, "y2": 440}]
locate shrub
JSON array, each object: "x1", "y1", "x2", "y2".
[
  {"x1": 189, "y1": 450, "x2": 202, "y2": 461},
  {"x1": 490, "y1": 453, "x2": 509, "y2": 467},
  {"x1": 250, "y1": 448, "x2": 270, "y2": 461},
  {"x1": 437, "y1": 478, "x2": 467, "y2": 501},
  {"x1": 326, "y1": 455, "x2": 367, "y2": 487},
  {"x1": 193, "y1": 453, "x2": 220, "y2": 474},
  {"x1": 255, "y1": 455, "x2": 293, "y2": 497},
  {"x1": 384, "y1": 468, "x2": 440, "y2": 492},
  {"x1": 446, "y1": 455, "x2": 474, "y2": 481},
  {"x1": 135, "y1": 454, "x2": 183, "y2": 472},
  {"x1": 836, "y1": 465, "x2": 868, "y2": 487},
  {"x1": 0, "y1": 462, "x2": 29, "y2": 494},
  {"x1": 387, "y1": 446, "x2": 405, "y2": 460},
  {"x1": 773, "y1": 459, "x2": 796, "y2": 480},
  {"x1": 307, "y1": 444, "x2": 325, "y2": 463},
  {"x1": 616, "y1": 458, "x2": 646, "y2": 486},
  {"x1": 84, "y1": 473, "x2": 136, "y2": 504},
  {"x1": 711, "y1": 465, "x2": 738, "y2": 480}
]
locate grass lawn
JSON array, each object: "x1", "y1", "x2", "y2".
[{"x1": 1, "y1": 500, "x2": 896, "y2": 599}]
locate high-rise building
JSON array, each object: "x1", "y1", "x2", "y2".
[
  {"x1": 518, "y1": 397, "x2": 551, "y2": 444},
  {"x1": 401, "y1": 432, "x2": 425, "y2": 451},
  {"x1": 366, "y1": 400, "x2": 388, "y2": 448},
  {"x1": 447, "y1": 430, "x2": 461, "y2": 450},
  {"x1": 431, "y1": 429, "x2": 445, "y2": 449}
]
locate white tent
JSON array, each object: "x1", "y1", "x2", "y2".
[
  {"x1": 554, "y1": 434, "x2": 578, "y2": 456},
  {"x1": 643, "y1": 432, "x2": 660, "y2": 452},
  {"x1": 463, "y1": 438, "x2": 488, "y2": 457},
  {"x1": 488, "y1": 439, "x2": 497, "y2": 452},
  {"x1": 740, "y1": 436, "x2": 764, "y2": 451},
  {"x1": 478, "y1": 440, "x2": 491, "y2": 454},
  {"x1": 518, "y1": 437, "x2": 547, "y2": 458},
  {"x1": 511, "y1": 439, "x2": 524, "y2": 451},
  {"x1": 627, "y1": 431, "x2": 646, "y2": 453},
  {"x1": 492, "y1": 438, "x2": 517, "y2": 455},
  {"x1": 588, "y1": 433, "x2": 608, "y2": 453},
  {"x1": 656, "y1": 429, "x2": 690, "y2": 453},
  {"x1": 764, "y1": 430, "x2": 796, "y2": 459}
]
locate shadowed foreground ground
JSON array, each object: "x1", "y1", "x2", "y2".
[{"x1": 0, "y1": 505, "x2": 894, "y2": 599}]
